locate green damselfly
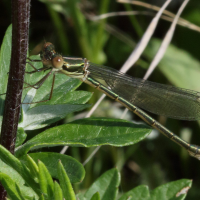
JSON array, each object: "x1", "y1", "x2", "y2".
[{"x1": 27, "y1": 42, "x2": 200, "y2": 160}]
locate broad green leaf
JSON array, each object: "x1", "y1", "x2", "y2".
[
  {"x1": 150, "y1": 179, "x2": 192, "y2": 200},
  {"x1": 76, "y1": 193, "x2": 86, "y2": 200},
  {"x1": 0, "y1": 24, "x2": 12, "y2": 122},
  {"x1": 19, "y1": 103, "x2": 91, "y2": 130},
  {"x1": 38, "y1": 160, "x2": 54, "y2": 199},
  {"x1": 145, "y1": 39, "x2": 200, "y2": 91},
  {"x1": 54, "y1": 181, "x2": 63, "y2": 200},
  {"x1": 23, "y1": 55, "x2": 47, "y2": 101},
  {"x1": 16, "y1": 128, "x2": 27, "y2": 148},
  {"x1": 84, "y1": 168, "x2": 120, "y2": 200},
  {"x1": 58, "y1": 160, "x2": 76, "y2": 200},
  {"x1": 24, "y1": 71, "x2": 83, "y2": 108},
  {"x1": 15, "y1": 118, "x2": 152, "y2": 157},
  {"x1": 21, "y1": 69, "x2": 92, "y2": 130},
  {"x1": 32, "y1": 76, "x2": 82, "y2": 106},
  {"x1": 118, "y1": 185, "x2": 149, "y2": 200},
  {"x1": 0, "y1": 24, "x2": 12, "y2": 96},
  {"x1": 48, "y1": 90, "x2": 92, "y2": 105},
  {"x1": 118, "y1": 179, "x2": 191, "y2": 200},
  {"x1": 20, "y1": 152, "x2": 85, "y2": 183}
]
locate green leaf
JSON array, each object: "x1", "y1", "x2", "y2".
[
  {"x1": 0, "y1": 173, "x2": 22, "y2": 200},
  {"x1": 21, "y1": 70, "x2": 92, "y2": 130},
  {"x1": 15, "y1": 118, "x2": 152, "y2": 157},
  {"x1": 23, "y1": 55, "x2": 47, "y2": 101},
  {"x1": 20, "y1": 152, "x2": 85, "y2": 183},
  {"x1": 118, "y1": 179, "x2": 192, "y2": 200},
  {"x1": 76, "y1": 193, "x2": 86, "y2": 200},
  {"x1": 38, "y1": 160, "x2": 54, "y2": 199},
  {"x1": 16, "y1": 128, "x2": 27, "y2": 148},
  {"x1": 0, "y1": 24, "x2": 12, "y2": 122},
  {"x1": 0, "y1": 24, "x2": 12, "y2": 95},
  {"x1": 58, "y1": 160, "x2": 76, "y2": 200},
  {"x1": 39, "y1": 194, "x2": 45, "y2": 200},
  {"x1": 84, "y1": 168, "x2": 120, "y2": 200},
  {"x1": 19, "y1": 103, "x2": 91, "y2": 130},
  {"x1": 90, "y1": 192, "x2": 101, "y2": 200},
  {"x1": 150, "y1": 179, "x2": 192, "y2": 200},
  {"x1": 49, "y1": 90, "x2": 92, "y2": 105},
  {"x1": 15, "y1": 183, "x2": 26, "y2": 200},
  {"x1": 0, "y1": 144, "x2": 25, "y2": 175},
  {"x1": 54, "y1": 181, "x2": 63, "y2": 200},
  {"x1": 118, "y1": 185, "x2": 149, "y2": 200},
  {"x1": 24, "y1": 70, "x2": 83, "y2": 107},
  {"x1": 25, "y1": 155, "x2": 39, "y2": 183}
]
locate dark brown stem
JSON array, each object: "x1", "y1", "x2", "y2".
[{"x1": 0, "y1": 0, "x2": 30, "y2": 199}]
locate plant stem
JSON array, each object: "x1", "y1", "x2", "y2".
[{"x1": 0, "y1": 0, "x2": 30, "y2": 199}]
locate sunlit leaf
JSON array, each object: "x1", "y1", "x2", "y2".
[{"x1": 15, "y1": 118, "x2": 151, "y2": 157}]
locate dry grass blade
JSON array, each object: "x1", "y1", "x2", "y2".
[
  {"x1": 122, "y1": 0, "x2": 190, "y2": 118},
  {"x1": 89, "y1": 10, "x2": 200, "y2": 33},
  {"x1": 117, "y1": 0, "x2": 200, "y2": 32},
  {"x1": 144, "y1": 0, "x2": 190, "y2": 80},
  {"x1": 84, "y1": 0, "x2": 172, "y2": 119},
  {"x1": 85, "y1": 94, "x2": 106, "y2": 118},
  {"x1": 119, "y1": 0, "x2": 172, "y2": 73}
]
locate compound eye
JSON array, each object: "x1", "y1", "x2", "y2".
[{"x1": 52, "y1": 55, "x2": 64, "y2": 69}]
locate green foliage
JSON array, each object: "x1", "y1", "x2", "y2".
[
  {"x1": 83, "y1": 168, "x2": 120, "y2": 200},
  {"x1": 118, "y1": 179, "x2": 192, "y2": 200},
  {"x1": 15, "y1": 118, "x2": 151, "y2": 157},
  {"x1": 0, "y1": 144, "x2": 80, "y2": 199},
  {"x1": 0, "y1": 143, "x2": 192, "y2": 199},
  {"x1": 57, "y1": 160, "x2": 76, "y2": 200},
  {"x1": 20, "y1": 153, "x2": 85, "y2": 183},
  {"x1": 0, "y1": 24, "x2": 12, "y2": 126},
  {"x1": 0, "y1": 23, "x2": 152, "y2": 200}
]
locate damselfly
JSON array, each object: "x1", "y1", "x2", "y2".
[{"x1": 26, "y1": 42, "x2": 200, "y2": 160}]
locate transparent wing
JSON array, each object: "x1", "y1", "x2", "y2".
[{"x1": 88, "y1": 63, "x2": 200, "y2": 120}]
